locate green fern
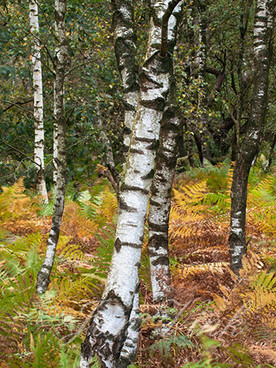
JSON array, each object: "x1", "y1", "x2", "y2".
[{"x1": 149, "y1": 333, "x2": 193, "y2": 359}]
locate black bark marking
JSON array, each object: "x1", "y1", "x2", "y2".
[
  {"x1": 150, "y1": 198, "x2": 162, "y2": 207},
  {"x1": 152, "y1": 256, "x2": 170, "y2": 266},
  {"x1": 115, "y1": 238, "x2": 122, "y2": 253},
  {"x1": 130, "y1": 148, "x2": 144, "y2": 154},
  {"x1": 122, "y1": 184, "x2": 149, "y2": 195},
  {"x1": 135, "y1": 136, "x2": 156, "y2": 143},
  {"x1": 146, "y1": 139, "x2": 159, "y2": 150},
  {"x1": 82, "y1": 289, "x2": 132, "y2": 364},
  {"x1": 119, "y1": 197, "x2": 137, "y2": 213},
  {"x1": 140, "y1": 97, "x2": 165, "y2": 111},
  {"x1": 148, "y1": 233, "x2": 168, "y2": 251},
  {"x1": 119, "y1": 242, "x2": 142, "y2": 249},
  {"x1": 141, "y1": 169, "x2": 155, "y2": 180},
  {"x1": 123, "y1": 126, "x2": 132, "y2": 135}
]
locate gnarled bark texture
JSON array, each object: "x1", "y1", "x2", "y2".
[
  {"x1": 29, "y1": 0, "x2": 48, "y2": 203},
  {"x1": 36, "y1": 0, "x2": 68, "y2": 293},
  {"x1": 79, "y1": 1, "x2": 181, "y2": 367},
  {"x1": 229, "y1": 0, "x2": 274, "y2": 274}
]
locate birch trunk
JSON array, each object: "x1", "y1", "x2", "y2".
[
  {"x1": 229, "y1": 0, "x2": 274, "y2": 274},
  {"x1": 36, "y1": 0, "x2": 68, "y2": 293},
  {"x1": 148, "y1": 1, "x2": 183, "y2": 304},
  {"x1": 29, "y1": 0, "x2": 48, "y2": 203},
  {"x1": 196, "y1": 3, "x2": 211, "y2": 165},
  {"x1": 110, "y1": 2, "x2": 140, "y2": 360},
  {"x1": 148, "y1": 104, "x2": 180, "y2": 304},
  {"x1": 80, "y1": 1, "x2": 181, "y2": 367},
  {"x1": 112, "y1": 0, "x2": 140, "y2": 151}
]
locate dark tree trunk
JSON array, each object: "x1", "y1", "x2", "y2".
[{"x1": 229, "y1": 0, "x2": 274, "y2": 274}]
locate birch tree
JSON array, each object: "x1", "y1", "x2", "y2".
[
  {"x1": 29, "y1": 0, "x2": 48, "y2": 203},
  {"x1": 80, "y1": 1, "x2": 182, "y2": 367},
  {"x1": 36, "y1": 0, "x2": 68, "y2": 293},
  {"x1": 112, "y1": 0, "x2": 140, "y2": 152},
  {"x1": 147, "y1": 2, "x2": 183, "y2": 305},
  {"x1": 148, "y1": 104, "x2": 180, "y2": 305},
  {"x1": 229, "y1": 0, "x2": 274, "y2": 274}
]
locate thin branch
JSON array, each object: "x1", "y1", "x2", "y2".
[
  {"x1": 65, "y1": 57, "x2": 96, "y2": 76},
  {"x1": 205, "y1": 66, "x2": 221, "y2": 77},
  {"x1": 0, "y1": 138, "x2": 41, "y2": 168},
  {"x1": 160, "y1": 0, "x2": 182, "y2": 57},
  {"x1": 26, "y1": 27, "x2": 56, "y2": 70},
  {"x1": 96, "y1": 164, "x2": 119, "y2": 196},
  {"x1": 2, "y1": 98, "x2": 33, "y2": 113}
]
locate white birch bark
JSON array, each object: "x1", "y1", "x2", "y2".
[
  {"x1": 148, "y1": 105, "x2": 180, "y2": 304},
  {"x1": 112, "y1": 0, "x2": 140, "y2": 151},
  {"x1": 111, "y1": 1, "x2": 140, "y2": 359},
  {"x1": 147, "y1": 1, "x2": 182, "y2": 305},
  {"x1": 229, "y1": 0, "x2": 274, "y2": 274},
  {"x1": 36, "y1": 0, "x2": 68, "y2": 293},
  {"x1": 29, "y1": 0, "x2": 48, "y2": 203},
  {"x1": 80, "y1": 1, "x2": 181, "y2": 367},
  {"x1": 194, "y1": 2, "x2": 211, "y2": 165}
]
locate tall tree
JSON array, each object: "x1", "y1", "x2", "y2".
[
  {"x1": 148, "y1": 104, "x2": 180, "y2": 305},
  {"x1": 29, "y1": 0, "x2": 48, "y2": 202},
  {"x1": 229, "y1": 0, "x2": 274, "y2": 274},
  {"x1": 79, "y1": 1, "x2": 181, "y2": 367},
  {"x1": 147, "y1": 1, "x2": 183, "y2": 305},
  {"x1": 36, "y1": 0, "x2": 68, "y2": 293}
]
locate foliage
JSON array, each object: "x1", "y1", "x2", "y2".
[
  {"x1": 0, "y1": 167, "x2": 276, "y2": 367},
  {"x1": 149, "y1": 333, "x2": 193, "y2": 360},
  {"x1": 0, "y1": 179, "x2": 117, "y2": 367}
]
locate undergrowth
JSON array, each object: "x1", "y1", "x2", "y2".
[{"x1": 0, "y1": 166, "x2": 275, "y2": 367}]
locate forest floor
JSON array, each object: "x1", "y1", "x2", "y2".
[{"x1": 0, "y1": 163, "x2": 275, "y2": 367}]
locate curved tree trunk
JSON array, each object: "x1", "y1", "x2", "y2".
[
  {"x1": 36, "y1": 0, "x2": 68, "y2": 293},
  {"x1": 29, "y1": 0, "x2": 48, "y2": 203},
  {"x1": 229, "y1": 0, "x2": 274, "y2": 274},
  {"x1": 79, "y1": 1, "x2": 181, "y2": 367}
]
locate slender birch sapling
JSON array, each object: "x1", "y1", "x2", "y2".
[
  {"x1": 29, "y1": 0, "x2": 48, "y2": 203},
  {"x1": 36, "y1": 0, "x2": 68, "y2": 293}
]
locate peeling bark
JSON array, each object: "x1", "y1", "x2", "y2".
[
  {"x1": 36, "y1": 0, "x2": 68, "y2": 293},
  {"x1": 80, "y1": 1, "x2": 181, "y2": 366},
  {"x1": 229, "y1": 0, "x2": 274, "y2": 274},
  {"x1": 29, "y1": 0, "x2": 48, "y2": 203}
]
